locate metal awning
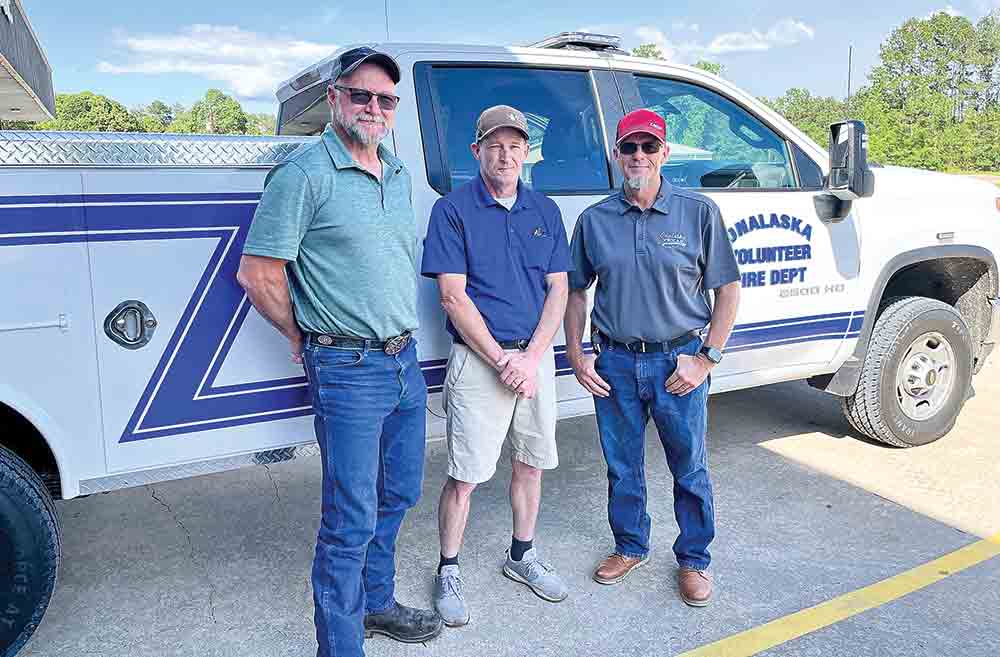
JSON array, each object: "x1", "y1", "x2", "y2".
[{"x1": 0, "y1": 0, "x2": 54, "y2": 121}]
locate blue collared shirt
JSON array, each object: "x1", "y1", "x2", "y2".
[
  {"x1": 421, "y1": 175, "x2": 573, "y2": 342},
  {"x1": 569, "y1": 178, "x2": 739, "y2": 343}
]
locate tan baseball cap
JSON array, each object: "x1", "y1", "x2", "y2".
[{"x1": 475, "y1": 105, "x2": 529, "y2": 143}]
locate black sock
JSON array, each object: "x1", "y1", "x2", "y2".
[
  {"x1": 510, "y1": 537, "x2": 533, "y2": 561},
  {"x1": 438, "y1": 554, "x2": 459, "y2": 574}
]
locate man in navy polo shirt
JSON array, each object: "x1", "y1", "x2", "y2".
[
  {"x1": 564, "y1": 109, "x2": 741, "y2": 607},
  {"x1": 421, "y1": 105, "x2": 572, "y2": 626}
]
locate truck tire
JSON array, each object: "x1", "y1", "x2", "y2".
[
  {"x1": 842, "y1": 296, "x2": 973, "y2": 447},
  {"x1": 0, "y1": 445, "x2": 60, "y2": 657}
]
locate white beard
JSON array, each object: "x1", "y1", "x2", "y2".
[
  {"x1": 332, "y1": 99, "x2": 388, "y2": 146},
  {"x1": 626, "y1": 173, "x2": 654, "y2": 189}
]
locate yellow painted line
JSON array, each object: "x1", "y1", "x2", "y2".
[{"x1": 678, "y1": 533, "x2": 1000, "y2": 657}]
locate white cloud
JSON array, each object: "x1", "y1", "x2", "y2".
[
  {"x1": 97, "y1": 24, "x2": 337, "y2": 100},
  {"x1": 708, "y1": 19, "x2": 815, "y2": 54},
  {"x1": 633, "y1": 18, "x2": 814, "y2": 62},
  {"x1": 671, "y1": 21, "x2": 700, "y2": 32},
  {"x1": 634, "y1": 25, "x2": 678, "y2": 60},
  {"x1": 925, "y1": 5, "x2": 963, "y2": 18}
]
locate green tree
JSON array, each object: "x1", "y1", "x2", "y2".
[
  {"x1": 0, "y1": 119, "x2": 37, "y2": 130},
  {"x1": 168, "y1": 89, "x2": 249, "y2": 135},
  {"x1": 145, "y1": 100, "x2": 174, "y2": 127},
  {"x1": 38, "y1": 91, "x2": 142, "y2": 132},
  {"x1": 853, "y1": 10, "x2": 1000, "y2": 171},
  {"x1": 245, "y1": 112, "x2": 277, "y2": 136},
  {"x1": 632, "y1": 43, "x2": 664, "y2": 59},
  {"x1": 139, "y1": 114, "x2": 167, "y2": 133},
  {"x1": 870, "y1": 12, "x2": 979, "y2": 121},
  {"x1": 693, "y1": 60, "x2": 723, "y2": 77},
  {"x1": 763, "y1": 88, "x2": 847, "y2": 146},
  {"x1": 976, "y1": 12, "x2": 1000, "y2": 108}
]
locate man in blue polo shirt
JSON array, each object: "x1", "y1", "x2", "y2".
[
  {"x1": 421, "y1": 105, "x2": 572, "y2": 626},
  {"x1": 564, "y1": 109, "x2": 741, "y2": 607}
]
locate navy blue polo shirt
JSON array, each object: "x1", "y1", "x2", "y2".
[{"x1": 421, "y1": 175, "x2": 573, "y2": 342}]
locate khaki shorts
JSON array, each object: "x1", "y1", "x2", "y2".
[{"x1": 441, "y1": 344, "x2": 558, "y2": 484}]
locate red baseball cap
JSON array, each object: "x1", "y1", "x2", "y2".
[{"x1": 616, "y1": 109, "x2": 666, "y2": 146}]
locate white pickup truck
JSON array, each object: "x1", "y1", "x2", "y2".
[{"x1": 2, "y1": 33, "x2": 998, "y2": 656}]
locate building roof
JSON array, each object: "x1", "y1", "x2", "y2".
[{"x1": 0, "y1": 0, "x2": 55, "y2": 121}]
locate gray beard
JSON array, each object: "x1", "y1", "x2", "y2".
[
  {"x1": 332, "y1": 101, "x2": 388, "y2": 146},
  {"x1": 626, "y1": 174, "x2": 653, "y2": 189}
]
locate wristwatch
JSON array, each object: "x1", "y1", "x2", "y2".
[{"x1": 699, "y1": 345, "x2": 723, "y2": 365}]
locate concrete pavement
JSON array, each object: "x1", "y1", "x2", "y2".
[{"x1": 20, "y1": 360, "x2": 1000, "y2": 657}]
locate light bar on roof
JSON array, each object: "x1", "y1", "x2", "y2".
[{"x1": 527, "y1": 32, "x2": 623, "y2": 51}]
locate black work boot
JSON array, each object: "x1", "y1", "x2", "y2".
[{"x1": 364, "y1": 601, "x2": 443, "y2": 643}]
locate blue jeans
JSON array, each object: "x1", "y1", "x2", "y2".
[
  {"x1": 593, "y1": 337, "x2": 715, "y2": 571},
  {"x1": 302, "y1": 339, "x2": 427, "y2": 657}
]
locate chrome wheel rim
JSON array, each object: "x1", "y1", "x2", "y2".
[{"x1": 895, "y1": 331, "x2": 955, "y2": 421}]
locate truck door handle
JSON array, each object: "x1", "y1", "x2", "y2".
[{"x1": 104, "y1": 301, "x2": 157, "y2": 349}]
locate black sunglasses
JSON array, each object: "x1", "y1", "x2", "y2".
[
  {"x1": 333, "y1": 85, "x2": 400, "y2": 111},
  {"x1": 618, "y1": 141, "x2": 663, "y2": 155}
]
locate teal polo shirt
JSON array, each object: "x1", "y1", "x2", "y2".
[{"x1": 243, "y1": 125, "x2": 419, "y2": 340}]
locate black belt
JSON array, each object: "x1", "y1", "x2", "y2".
[
  {"x1": 594, "y1": 330, "x2": 700, "y2": 354},
  {"x1": 308, "y1": 332, "x2": 411, "y2": 355},
  {"x1": 455, "y1": 337, "x2": 531, "y2": 351}
]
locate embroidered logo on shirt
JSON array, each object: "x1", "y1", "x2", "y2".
[
  {"x1": 657, "y1": 231, "x2": 687, "y2": 248},
  {"x1": 532, "y1": 226, "x2": 549, "y2": 238}
]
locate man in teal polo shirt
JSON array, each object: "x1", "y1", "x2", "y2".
[{"x1": 237, "y1": 47, "x2": 442, "y2": 657}]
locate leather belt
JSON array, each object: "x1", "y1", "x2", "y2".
[
  {"x1": 455, "y1": 337, "x2": 531, "y2": 351},
  {"x1": 593, "y1": 330, "x2": 700, "y2": 354},
  {"x1": 308, "y1": 332, "x2": 411, "y2": 355}
]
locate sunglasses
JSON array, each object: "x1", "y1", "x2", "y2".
[
  {"x1": 618, "y1": 141, "x2": 663, "y2": 155},
  {"x1": 333, "y1": 85, "x2": 400, "y2": 111}
]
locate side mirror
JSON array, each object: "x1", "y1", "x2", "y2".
[{"x1": 826, "y1": 120, "x2": 875, "y2": 200}]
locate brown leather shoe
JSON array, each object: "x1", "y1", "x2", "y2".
[
  {"x1": 678, "y1": 567, "x2": 713, "y2": 607},
  {"x1": 593, "y1": 553, "x2": 649, "y2": 585}
]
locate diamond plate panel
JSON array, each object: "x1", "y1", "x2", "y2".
[
  {"x1": 77, "y1": 444, "x2": 321, "y2": 495},
  {"x1": 0, "y1": 130, "x2": 317, "y2": 167}
]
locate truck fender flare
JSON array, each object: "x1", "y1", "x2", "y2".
[{"x1": 811, "y1": 244, "x2": 998, "y2": 396}]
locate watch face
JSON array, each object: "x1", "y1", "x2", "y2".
[{"x1": 702, "y1": 346, "x2": 723, "y2": 364}]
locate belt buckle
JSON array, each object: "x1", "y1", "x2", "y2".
[
  {"x1": 517, "y1": 339, "x2": 529, "y2": 351},
  {"x1": 383, "y1": 334, "x2": 408, "y2": 355},
  {"x1": 316, "y1": 334, "x2": 333, "y2": 346}
]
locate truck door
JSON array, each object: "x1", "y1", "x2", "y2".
[
  {"x1": 82, "y1": 169, "x2": 315, "y2": 474},
  {"x1": 613, "y1": 69, "x2": 863, "y2": 386},
  {"x1": 0, "y1": 169, "x2": 105, "y2": 490}
]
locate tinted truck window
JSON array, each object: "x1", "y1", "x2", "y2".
[
  {"x1": 422, "y1": 66, "x2": 611, "y2": 194},
  {"x1": 635, "y1": 76, "x2": 797, "y2": 190}
]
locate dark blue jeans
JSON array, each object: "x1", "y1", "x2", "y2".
[
  {"x1": 593, "y1": 337, "x2": 715, "y2": 571},
  {"x1": 302, "y1": 339, "x2": 427, "y2": 657}
]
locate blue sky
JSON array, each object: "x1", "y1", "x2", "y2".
[{"x1": 22, "y1": 0, "x2": 1000, "y2": 115}]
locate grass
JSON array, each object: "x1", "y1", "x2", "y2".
[{"x1": 945, "y1": 170, "x2": 1000, "y2": 187}]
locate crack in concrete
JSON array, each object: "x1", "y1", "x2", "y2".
[
  {"x1": 148, "y1": 485, "x2": 219, "y2": 624},
  {"x1": 262, "y1": 464, "x2": 281, "y2": 504}
]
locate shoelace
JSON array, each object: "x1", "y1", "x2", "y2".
[
  {"x1": 524, "y1": 558, "x2": 555, "y2": 580},
  {"x1": 439, "y1": 572, "x2": 464, "y2": 598}
]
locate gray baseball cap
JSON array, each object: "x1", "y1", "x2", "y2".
[
  {"x1": 329, "y1": 46, "x2": 401, "y2": 84},
  {"x1": 475, "y1": 105, "x2": 529, "y2": 143}
]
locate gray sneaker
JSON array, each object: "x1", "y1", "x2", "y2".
[
  {"x1": 433, "y1": 565, "x2": 470, "y2": 627},
  {"x1": 502, "y1": 548, "x2": 568, "y2": 602}
]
